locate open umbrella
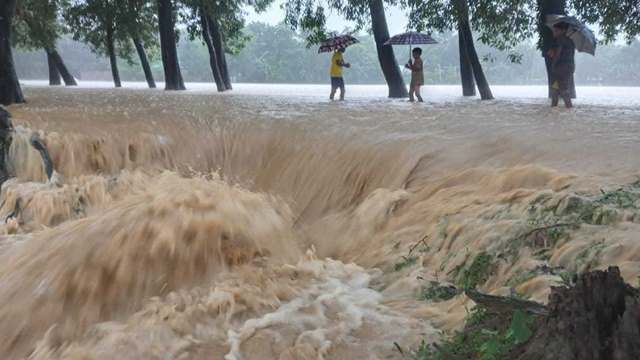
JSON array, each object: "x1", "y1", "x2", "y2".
[
  {"x1": 318, "y1": 35, "x2": 359, "y2": 53},
  {"x1": 384, "y1": 31, "x2": 438, "y2": 58},
  {"x1": 546, "y1": 15, "x2": 597, "y2": 55}
]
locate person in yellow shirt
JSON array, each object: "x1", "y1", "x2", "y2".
[{"x1": 330, "y1": 48, "x2": 351, "y2": 101}]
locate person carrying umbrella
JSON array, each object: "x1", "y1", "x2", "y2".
[
  {"x1": 330, "y1": 48, "x2": 351, "y2": 101},
  {"x1": 318, "y1": 35, "x2": 358, "y2": 101},
  {"x1": 384, "y1": 32, "x2": 437, "y2": 102},
  {"x1": 405, "y1": 47, "x2": 424, "y2": 102},
  {"x1": 549, "y1": 22, "x2": 576, "y2": 108},
  {"x1": 546, "y1": 16, "x2": 596, "y2": 108}
]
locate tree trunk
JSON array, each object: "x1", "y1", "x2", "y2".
[
  {"x1": 458, "y1": 29, "x2": 475, "y2": 96},
  {"x1": 132, "y1": 36, "x2": 156, "y2": 88},
  {"x1": 0, "y1": 108, "x2": 14, "y2": 187},
  {"x1": 538, "y1": 0, "x2": 575, "y2": 98},
  {"x1": 459, "y1": 22, "x2": 493, "y2": 100},
  {"x1": 157, "y1": 0, "x2": 186, "y2": 90},
  {"x1": 457, "y1": 0, "x2": 493, "y2": 100},
  {"x1": 47, "y1": 48, "x2": 78, "y2": 86},
  {"x1": 200, "y1": 14, "x2": 225, "y2": 92},
  {"x1": 0, "y1": 0, "x2": 25, "y2": 106},
  {"x1": 513, "y1": 267, "x2": 640, "y2": 360},
  {"x1": 368, "y1": 0, "x2": 408, "y2": 98},
  {"x1": 106, "y1": 26, "x2": 121, "y2": 88},
  {"x1": 207, "y1": 15, "x2": 231, "y2": 90},
  {"x1": 47, "y1": 51, "x2": 62, "y2": 86}
]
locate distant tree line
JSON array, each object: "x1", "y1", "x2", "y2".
[
  {"x1": 15, "y1": 23, "x2": 640, "y2": 86},
  {"x1": 1, "y1": 0, "x2": 639, "y2": 105}
]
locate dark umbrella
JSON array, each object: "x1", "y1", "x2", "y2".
[
  {"x1": 546, "y1": 15, "x2": 597, "y2": 55},
  {"x1": 384, "y1": 31, "x2": 438, "y2": 58},
  {"x1": 318, "y1": 35, "x2": 359, "y2": 53}
]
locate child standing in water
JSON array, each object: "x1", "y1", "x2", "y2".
[
  {"x1": 405, "y1": 47, "x2": 424, "y2": 102},
  {"x1": 330, "y1": 48, "x2": 351, "y2": 101}
]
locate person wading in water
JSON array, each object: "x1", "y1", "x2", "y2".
[
  {"x1": 548, "y1": 22, "x2": 576, "y2": 108},
  {"x1": 405, "y1": 47, "x2": 424, "y2": 102},
  {"x1": 329, "y1": 48, "x2": 351, "y2": 101}
]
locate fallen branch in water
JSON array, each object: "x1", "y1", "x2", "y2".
[
  {"x1": 465, "y1": 289, "x2": 549, "y2": 316},
  {"x1": 407, "y1": 235, "x2": 429, "y2": 257},
  {"x1": 516, "y1": 223, "x2": 578, "y2": 242}
]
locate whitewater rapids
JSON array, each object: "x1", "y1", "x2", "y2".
[{"x1": 0, "y1": 85, "x2": 638, "y2": 359}]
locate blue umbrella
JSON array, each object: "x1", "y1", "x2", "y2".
[{"x1": 546, "y1": 15, "x2": 597, "y2": 55}]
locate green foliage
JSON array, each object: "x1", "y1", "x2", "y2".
[
  {"x1": 411, "y1": 307, "x2": 534, "y2": 360},
  {"x1": 457, "y1": 252, "x2": 494, "y2": 290},
  {"x1": 466, "y1": 305, "x2": 489, "y2": 326},
  {"x1": 571, "y1": 0, "x2": 640, "y2": 43},
  {"x1": 594, "y1": 182, "x2": 640, "y2": 209},
  {"x1": 181, "y1": 0, "x2": 273, "y2": 56},
  {"x1": 283, "y1": 0, "x2": 374, "y2": 45},
  {"x1": 64, "y1": 0, "x2": 134, "y2": 63},
  {"x1": 406, "y1": 0, "x2": 537, "y2": 52},
  {"x1": 420, "y1": 281, "x2": 459, "y2": 301},
  {"x1": 13, "y1": 0, "x2": 66, "y2": 50}
]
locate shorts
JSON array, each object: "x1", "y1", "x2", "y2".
[{"x1": 331, "y1": 77, "x2": 345, "y2": 90}]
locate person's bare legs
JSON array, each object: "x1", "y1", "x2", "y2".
[
  {"x1": 409, "y1": 85, "x2": 415, "y2": 102},
  {"x1": 551, "y1": 89, "x2": 559, "y2": 107},
  {"x1": 415, "y1": 85, "x2": 424, "y2": 102},
  {"x1": 561, "y1": 91, "x2": 573, "y2": 108}
]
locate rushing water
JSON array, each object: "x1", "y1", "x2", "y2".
[{"x1": 1, "y1": 84, "x2": 639, "y2": 359}]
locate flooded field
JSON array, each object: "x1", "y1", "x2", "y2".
[{"x1": 1, "y1": 84, "x2": 639, "y2": 359}]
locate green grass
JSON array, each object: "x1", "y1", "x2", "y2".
[
  {"x1": 410, "y1": 308, "x2": 534, "y2": 360},
  {"x1": 420, "y1": 281, "x2": 459, "y2": 302},
  {"x1": 394, "y1": 256, "x2": 418, "y2": 271},
  {"x1": 457, "y1": 252, "x2": 494, "y2": 290}
]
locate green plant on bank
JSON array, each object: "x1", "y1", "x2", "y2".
[
  {"x1": 456, "y1": 252, "x2": 494, "y2": 290},
  {"x1": 507, "y1": 270, "x2": 538, "y2": 288},
  {"x1": 559, "y1": 270, "x2": 577, "y2": 287},
  {"x1": 420, "y1": 281, "x2": 459, "y2": 302},
  {"x1": 394, "y1": 256, "x2": 418, "y2": 272},
  {"x1": 595, "y1": 181, "x2": 640, "y2": 210},
  {"x1": 410, "y1": 308, "x2": 534, "y2": 360}
]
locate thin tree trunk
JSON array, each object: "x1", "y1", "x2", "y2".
[
  {"x1": 132, "y1": 36, "x2": 156, "y2": 88},
  {"x1": 47, "y1": 48, "x2": 77, "y2": 86},
  {"x1": 106, "y1": 26, "x2": 121, "y2": 88},
  {"x1": 0, "y1": 0, "x2": 24, "y2": 105},
  {"x1": 207, "y1": 15, "x2": 231, "y2": 90},
  {"x1": 458, "y1": 29, "x2": 475, "y2": 96},
  {"x1": 158, "y1": 0, "x2": 186, "y2": 90},
  {"x1": 538, "y1": 0, "x2": 575, "y2": 98},
  {"x1": 457, "y1": 0, "x2": 493, "y2": 100},
  {"x1": 368, "y1": 0, "x2": 408, "y2": 98},
  {"x1": 47, "y1": 51, "x2": 62, "y2": 86},
  {"x1": 200, "y1": 14, "x2": 225, "y2": 92}
]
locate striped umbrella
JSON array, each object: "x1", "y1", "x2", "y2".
[
  {"x1": 385, "y1": 32, "x2": 438, "y2": 46},
  {"x1": 318, "y1": 35, "x2": 359, "y2": 53},
  {"x1": 385, "y1": 32, "x2": 438, "y2": 58}
]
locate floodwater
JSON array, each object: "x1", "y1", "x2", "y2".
[{"x1": 1, "y1": 83, "x2": 639, "y2": 359}]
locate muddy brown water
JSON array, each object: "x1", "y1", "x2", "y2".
[{"x1": 0, "y1": 85, "x2": 638, "y2": 359}]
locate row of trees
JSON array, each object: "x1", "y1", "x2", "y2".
[
  {"x1": 1, "y1": 0, "x2": 261, "y2": 104},
  {"x1": 1, "y1": 0, "x2": 639, "y2": 105},
  {"x1": 284, "y1": 0, "x2": 639, "y2": 100}
]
